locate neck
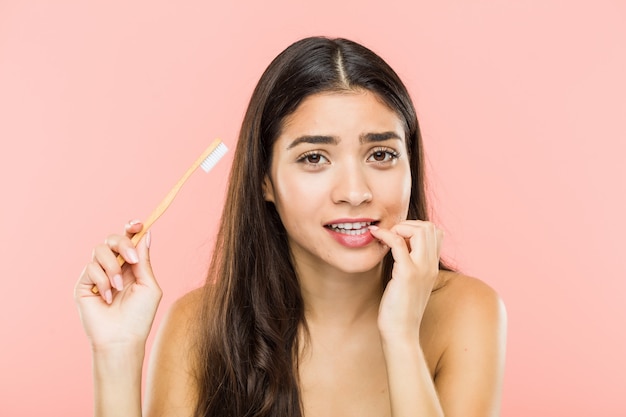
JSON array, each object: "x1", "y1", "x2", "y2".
[{"x1": 295, "y1": 260, "x2": 384, "y2": 328}]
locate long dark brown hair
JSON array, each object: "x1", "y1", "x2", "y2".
[{"x1": 193, "y1": 36, "x2": 448, "y2": 417}]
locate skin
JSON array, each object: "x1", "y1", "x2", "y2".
[{"x1": 75, "y1": 90, "x2": 507, "y2": 417}]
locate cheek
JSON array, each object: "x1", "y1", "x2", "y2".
[
  {"x1": 273, "y1": 168, "x2": 330, "y2": 207},
  {"x1": 374, "y1": 170, "x2": 412, "y2": 217},
  {"x1": 270, "y1": 173, "x2": 321, "y2": 226},
  {"x1": 386, "y1": 192, "x2": 411, "y2": 222}
]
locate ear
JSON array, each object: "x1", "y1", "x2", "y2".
[{"x1": 262, "y1": 175, "x2": 275, "y2": 203}]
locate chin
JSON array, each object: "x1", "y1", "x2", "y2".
[{"x1": 326, "y1": 248, "x2": 387, "y2": 275}]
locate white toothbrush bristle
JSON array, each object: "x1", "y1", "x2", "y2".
[{"x1": 200, "y1": 142, "x2": 228, "y2": 172}]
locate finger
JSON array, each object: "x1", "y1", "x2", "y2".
[
  {"x1": 130, "y1": 231, "x2": 161, "y2": 292},
  {"x1": 125, "y1": 219, "x2": 143, "y2": 239},
  {"x1": 392, "y1": 222, "x2": 439, "y2": 263},
  {"x1": 79, "y1": 262, "x2": 113, "y2": 304},
  {"x1": 368, "y1": 225, "x2": 413, "y2": 265},
  {"x1": 102, "y1": 234, "x2": 140, "y2": 266},
  {"x1": 389, "y1": 221, "x2": 431, "y2": 238},
  {"x1": 435, "y1": 227, "x2": 444, "y2": 259},
  {"x1": 91, "y1": 243, "x2": 126, "y2": 291}
]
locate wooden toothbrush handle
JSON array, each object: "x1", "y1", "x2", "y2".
[
  {"x1": 91, "y1": 139, "x2": 224, "y2": 295},
  {"x1": 90, "y1": 182, "x2": 181, "y2": 295}
]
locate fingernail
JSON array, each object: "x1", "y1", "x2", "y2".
[
  {"x1": 146, "y1": 230, "x2": 151, "y2": 249},
  {"x1": 126, "y1": 219, "x2": 141, "y2": 231},
  {"x1": 113, "y1": 274, "x2": 124, "y2": 291},
  {"x1": 126, "y1": 248, "x2": 139, "y2": 264},
  {"x1": 105, "y1": 289, "x2": 113, "y2": 304},
  {"x1": 368, "y1": 225, "x2": 379, "y2": 231}
]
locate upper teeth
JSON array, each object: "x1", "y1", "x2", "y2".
[{"x1": 329, "y1": 221, "x2": 372, "y2": 230}]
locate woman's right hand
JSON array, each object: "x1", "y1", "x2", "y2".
[{"x1": 74, "y1": 220, "x2": 162, "y2": 351}]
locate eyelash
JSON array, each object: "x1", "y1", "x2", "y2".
[
  {"x1": 296, "y1": 147, "x2": 400, "y2": 168},
  {"x1": 368, "y1": 147, "x2": 400, "y2": 164},
  {"x1": 296, "y1": 151, "x2": 330, "y2": 166}
]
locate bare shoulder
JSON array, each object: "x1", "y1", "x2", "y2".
[
  {"x1": 430, "y1": 271, "x2": 507, "y2": 348},
  {"x1": 168, "y1": 286, "x2": 206, "y2": 324},
  {"x1": 144, "y1": 287, "x2": 206, "y2": 417},
  {"x1": 154, "y1": 286, "x2": 206, "y2": 359},
  {"x1": 432, "y1": 270, "x2": 506, "y2": 320},
  {"x1": 423, "y1": 271, "x2": 507, "y2": 370},
  {"x1": 425, "y1": 271, "x2": 507, "y2": 416},
  {"x1": 154, "y1": 287, "x2": 205, "y2": 349}
]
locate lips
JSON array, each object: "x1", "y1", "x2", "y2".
[
  {"x1": 324, "y1": 219, "x2": 378, "y2": 247},
  {"x1": 326, "y1": 221, "x2": 375, "y2": 235}
]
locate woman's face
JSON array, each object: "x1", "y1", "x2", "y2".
[{"x1": 264, "y1": 90, "x2": 412, "y2": 274}]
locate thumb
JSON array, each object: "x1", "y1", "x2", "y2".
[
  {"x1": 435, "y1": 228, "x2": 444, "y2": 260},
  {"x1": 131, "y1": 230, "x2": 159, "y2": 289}
]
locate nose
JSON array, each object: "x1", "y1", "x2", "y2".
[{"x1": 331, "y1": 165, "x2": 373, "y2": 206}]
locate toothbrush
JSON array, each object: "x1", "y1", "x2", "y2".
[{"x1": 92, "y1": 139, "x2": 228, "y2": 294}]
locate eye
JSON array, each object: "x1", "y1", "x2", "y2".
[
  {"x1": 367, "y1": 147, "x2": 400, "y2": 164},
  {"x1": 297, "y1": 151, "x2": 329, "y2": 166}
]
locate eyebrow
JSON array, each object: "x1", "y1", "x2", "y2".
[
  {"x1": 286, "y1": 131, "x2": 402, "y2": 150},
  {"x1": 360, "y1": 131, "x2": 403, "y2": 143},
  {"x1": 286, "y1": 135, "x2": 337, "y2": 150}
]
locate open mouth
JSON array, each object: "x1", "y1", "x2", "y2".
[{"x1": 325, "y1": 221, "x2": 379, "y2": 235}]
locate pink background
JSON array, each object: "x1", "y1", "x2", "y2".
[{"x1": 1, "y1": 0, "x2": 625, "y2": 415}]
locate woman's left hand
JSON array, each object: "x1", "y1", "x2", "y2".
[{"x1": 369, "y1": 220, "x2": 444, "y2": 343}]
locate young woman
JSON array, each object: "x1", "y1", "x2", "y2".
[{"x1": 75, "y1": 36, "x2": 507, "y2": 417}]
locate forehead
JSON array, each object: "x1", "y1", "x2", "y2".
[{"x1": 279, "y1": 90, "x2": 406, "y2": 140}]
